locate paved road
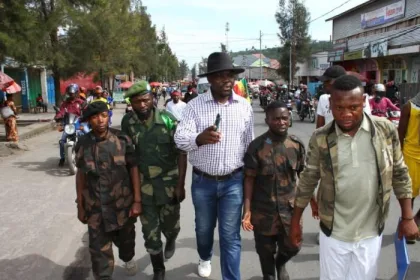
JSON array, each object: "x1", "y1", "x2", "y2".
[{"x1": 0, "y1": 101, "x2": 419, "y2": 280}]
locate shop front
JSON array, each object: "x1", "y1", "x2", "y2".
[
  {"x1": 336, "y1": 50, "x2": 380, "y2": 83},
  {"x1": 376, "y1": 56, "x2": 407, "y2": 84}
]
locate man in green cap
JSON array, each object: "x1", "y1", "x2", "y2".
[{"x1": 121, "y1": 81, "x2": 188, "y2": 280}]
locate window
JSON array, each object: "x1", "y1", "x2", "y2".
[{"x1": 311, "y1": 57, "x2": 318, "y2": 69}]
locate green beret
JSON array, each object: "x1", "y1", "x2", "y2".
[
  {"x1": 125, "y1": 81, "x2": 151, "y2": 99},
  {"x1": 82, "y1": 101, "x2": 109, "y2": 121}
]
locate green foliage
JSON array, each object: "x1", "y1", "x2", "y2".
[
  {"x1": 0, "y1": 0, "x2": 182, "y2": 104},
  {"x1": 191, "y1": 63, "x2": 197, "y2": 81},
  {"x1": 179, "y1": 60, "x2": 188, "y2": 80},
  {"x1": 275, "y1": 0, "x2": 312, "y2": 83}
]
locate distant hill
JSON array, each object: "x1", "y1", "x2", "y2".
[{"x1": 230, "y1": 40, "x2": 333, "y2": 59}]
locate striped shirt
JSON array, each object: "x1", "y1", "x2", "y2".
[{"x1": 174, "y1": 90, "x2": 254, "y2": 176}]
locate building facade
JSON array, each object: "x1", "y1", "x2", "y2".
[
  {"x1": 232, "y1": 54, "x2": 281, "y2": 81},
  {"x1": 1, "y1": 58, "x2": 55, "y2": 112},
  {"x1": 327, "y1": 0, "x2": 420, "y2": 85}
]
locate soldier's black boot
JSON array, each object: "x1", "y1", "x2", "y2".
[
  {"x1": 258, "y1": 252, "x2": 275, "y2": 280},
  {"x1": 150, "y1": 252, "x2": 165, "y2": 280},
  {"x1": 164, "y1": 238, "x2": 176, "y2": 260},
  {"x1": 276, "y1": 255, "x2": 291, "y2": 280}
]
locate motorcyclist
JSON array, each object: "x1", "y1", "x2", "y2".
[
  {"x1": 298, "y1": 85, "x2": 310, "y2": 114},
  {"x1": 55, "y1": 84, "x2": 84, "y2": 167},
  {"x1": 369, "y1": 83, "x2": 400, "y2": 117}
]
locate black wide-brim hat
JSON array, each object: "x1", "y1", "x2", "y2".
[{"x1": 198, "y1": 52, "x2": 245, "y2": 77}]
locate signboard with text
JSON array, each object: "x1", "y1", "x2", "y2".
[
  {"x1": 328, "y1": 50, "x2": 344, "y2": 62},
  {"x1": 362, "y1": 41, "x2": 388, "y2": 58},
  {"x1": 361, "y1": 0, "x2": 405, "y2": 29}
]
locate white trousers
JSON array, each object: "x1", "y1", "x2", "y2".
[{"x1": 319, "y1": 231, "x2": 382, "y2": 280}]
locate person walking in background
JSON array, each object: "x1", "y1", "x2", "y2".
[
  {"x1": 175, "y1": 52, "x2": 254, "y2": 280},
  {"x1": 122, "y1": 81, "x2": 187, "y2": 280},
  {"x1": 290, "y1": 75, "x2": 418, "y2": 280},
  {"x1": 183, "y1": 85, "x2": 198, "y2": 103},
  {"x1": 398, "y1": 91, "x2": 420, "y2": 244},
  {"x1": 75, "y1": 102, "x2": 140, "y2": 279},
  {"x1": 165, "y1": 91, "x2": 187, "y2": 121},
  {"x1": 242, "y1": 101, "x2": 305, "y2": 280},
  {"x1": 1, "y1": 94, "x2": 18, "y2": 142}
]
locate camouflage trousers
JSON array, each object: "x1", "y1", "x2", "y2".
[
  {"x1": 254, "y1": 221, "x2": 300, "y2": 278},
  {"x1": 88, "y1": 222, "x2": 136, "y2": 280},
  {"x1": 139, "y1": 203, "x2": 180, "y2": 254}
]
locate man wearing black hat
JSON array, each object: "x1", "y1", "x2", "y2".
[
  {"x1": 75, "y1": 101, "x2": 141, "y2": 279},
  {"x1": 316, "y1": 65, "x2": 347, "y2": 128},
  {"x1": 175, "y1": 52, "x2": 254, "y2": 280}
]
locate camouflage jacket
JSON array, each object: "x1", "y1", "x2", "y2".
[
  {"x1": 244, "y1": 132, "x2": 305, "y2": 235},
  {"x1": 75, "y1": 130, "x2": 137, "y2": 232},
  {"x1": 121, "y1": 109, "x2": 180, "y2": 205},
  {"x1": 296, "y1": 114, "x2": 412, "y2": 236}
]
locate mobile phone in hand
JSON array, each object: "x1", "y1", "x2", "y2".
[{"x1": 214, "y1": 113, "x2": 220, "y2": 132}]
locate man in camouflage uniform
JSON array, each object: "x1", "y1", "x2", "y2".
[
  {"x1": 121, "y1": 81, "x2": 188, "y2": 280},
  {"x1": 290, "y1": 75, "x2": 418, "y2": 279},
  {"x1": 75, "y1": 101, "x2": 141, "y2": 280},
  {"x1": 242, "y1": 101, "x2": 305, "y2": 280}
]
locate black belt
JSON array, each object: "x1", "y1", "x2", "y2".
[{"x1": 193, "y1": 167, "x2": 243, "y2": 181}]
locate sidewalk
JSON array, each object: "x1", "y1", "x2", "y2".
[{"x1": 0, "y1": 112, "x2": 55, "y2": 142}]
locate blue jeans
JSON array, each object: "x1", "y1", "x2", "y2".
[{"x1": 191, "y1": 170, "x2": 243, "y2": 280}]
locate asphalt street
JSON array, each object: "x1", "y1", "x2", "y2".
[{"x1": 0, "y1": 100, "x2": 419, "y2": 280}]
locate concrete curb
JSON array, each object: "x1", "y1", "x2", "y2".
[{"x1": 19, "y1": 122, "x2": 55, "y2": 141}]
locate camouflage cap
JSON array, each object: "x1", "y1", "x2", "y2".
[{"x1": 125, "y1": 81, "x2": 151, "y2": 99}]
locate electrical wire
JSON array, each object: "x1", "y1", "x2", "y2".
[{"x1": 309, "y1": 0, "x2": 353, "y2": 23}]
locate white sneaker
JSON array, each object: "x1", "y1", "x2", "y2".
[
  {"x1": 124, "y1": 259, "x2": 138, "y2": 276},
  {"x1": 198, "y1": 259, "x2": 211, "y2": 278}
]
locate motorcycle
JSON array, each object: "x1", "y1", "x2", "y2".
[
  {"x1": 387, "y1": 110, "x2": 401, "y2": 127},
  {"x1": 286, "y1": 99, "x2": 293, "y2": 127},
  {"x1": 54, "y1": 106, "x2": 86, "y2": 175},
  {"x1": 299, "y1": 98, "x2": 316, "y2": 123}
]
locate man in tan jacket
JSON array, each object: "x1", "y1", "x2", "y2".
[{"x1": 290, "y1": 75, "x2": 419, "y2": 280}]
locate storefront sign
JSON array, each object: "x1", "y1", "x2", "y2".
[
  {"x1": 388, "y1": 45, "x2": 420, "y2": 56},
  {"x1": 328, "y1": 50, "x2": 344, "y2": 62},
  {"x1": 20, "y1": 80, "x2": 27, "y2": 96},
  {"x1": 362, "y1": 41, "x2": 388, "y2": 58},
  {"x1": 361, "y1": 0, "x2": 405, "y2": 29},
  {"x1": 344, "y1": 50, "x2": 363, "y2": 61},
  {"x1": 333, "y1": 42, "x2": 347, "y2": 51}
]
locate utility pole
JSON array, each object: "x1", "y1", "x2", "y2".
[
  {"x1": 290, "y1": 0, "x2": 296, "y2": 88},
  {"x1": 259, "y1": 30, "x2": 263, "y2": 80},
  {"x1": 225, "y1": 22, "x2": 230, "y2": 52}
]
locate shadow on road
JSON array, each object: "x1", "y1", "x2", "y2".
[{"x1": 13, "y1": 157, "x2": 72, "y2": 177}]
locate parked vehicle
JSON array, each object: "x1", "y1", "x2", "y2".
[{"x1": 197, "y1": 77, "x2": 210, "y2": 94}]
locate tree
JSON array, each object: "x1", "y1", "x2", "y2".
[
  {"x1": 191, "y1": 64, "x2": 197, "y2": 81},
  {"x1": 198, "y1": 57, "x2": 208, "y2": 75},
  {"x1": 0, "y1": 0, "x2": 101, "y2": 105},
  {"x1": 178, "y1": 60, "x2": 188, "y2": 80},
  {"x1": 275, "y1": 0, "x2": 311, "y2": 84},
  {"x1": 220, "y1": 43, "x2": 227, "y2": 53}
]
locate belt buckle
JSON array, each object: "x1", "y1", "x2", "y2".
[{"x1": 214, "y1": 174, "x2": 226, "y2": 181}]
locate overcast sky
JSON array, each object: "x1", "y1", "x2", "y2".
[{"x1": 142, "y1": 0, "x2": 368, "y2": 67}]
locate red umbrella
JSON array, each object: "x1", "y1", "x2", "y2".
[
  {"x1": 150, "y1": 82, "x2": 161, "y2": 87},
  {"x1": 347, "y1": 71, "x2": 369, "y2": 82},
  {"x1": 0, "y1": 72, "x2": 14, "y2": 89},
  {"x1": 119, "y1": 81, "x2": 133, "y2": 89},
  {"x1": 3, "y1": 81, "x2": 21, "y2": 94}
]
